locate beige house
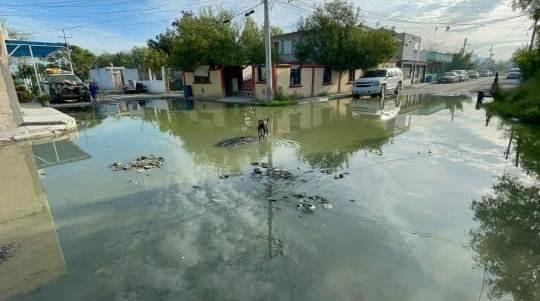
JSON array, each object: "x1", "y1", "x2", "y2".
[{"x1": 183, "y1": 64, "x2": 362, "y2": 101}]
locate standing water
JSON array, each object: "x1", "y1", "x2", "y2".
[{"x1": 0, "y1": 94, "x2": 538, "y2": 301}]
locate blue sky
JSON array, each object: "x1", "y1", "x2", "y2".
[{"x1": 1, "y1": 0, "x2": 531, "y2": 60}]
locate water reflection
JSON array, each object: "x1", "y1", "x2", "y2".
[
  {"x1": 470, "y1": 175, "x2": 540, "y2": 301},
  {"x1": 0, "y1": 143, "x2": 65, "y2": 300},
  {"x1": 74, "y1": 94, "x2": 470, "y2": 173}
]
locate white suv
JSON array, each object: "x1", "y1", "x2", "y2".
[{"x1": 353, "y1": 68, "x2": 403, "y2": 98}]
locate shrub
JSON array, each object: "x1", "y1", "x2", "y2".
[
  {"x1": 513, "y1": 48, "x2": 540, "y2": 80},
  {"x1": 15, "y1": 86, "x2": 32, "y2": 103}
]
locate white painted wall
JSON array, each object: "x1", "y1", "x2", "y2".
[
  {"x1": 89, "y1": 68, "x2": 114, "y2": 90},
  {"x1": 122, "y1": 68, "x2": 139, "y2": 82},
  {"x1": 142, "y1": 80, "x2": 165, "y2": 94}
]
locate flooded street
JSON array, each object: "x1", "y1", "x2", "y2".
[{"x1": 1, "y1": 94, "x2": 538, "y2": 301}]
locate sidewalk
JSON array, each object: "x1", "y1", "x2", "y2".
[{"x1": 0, "y1": 104, "x2": 77, "y2": 144}]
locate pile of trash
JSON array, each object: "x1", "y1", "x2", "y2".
[
  {"x1": 0, "y1": 243, "x2": 17, "y2": 265},
  {"x1": 215, "y1": 136, "x2": 258, "y2": 148},
  {"x1": 293, "y1": 193, "x2": 333, "y2": 212},
  {"x1": 250, "y1": 163, "x2": 296, "y2": 181},
  {"x1": 111, "y1": 155, "x2": 164, "y2": 172}
]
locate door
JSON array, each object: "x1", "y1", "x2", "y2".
[{"x1": 112, "y1": 71, "x2": 123, "y2": 89}]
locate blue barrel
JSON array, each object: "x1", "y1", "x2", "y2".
[{"x1": 184, "y1": 85, "x2": 193, "y2": 98}]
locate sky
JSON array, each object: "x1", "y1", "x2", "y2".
[{"x1": 1, "y1": 0, "x2": 532, "y2": 60}]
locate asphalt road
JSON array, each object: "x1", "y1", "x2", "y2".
[{"x1": 403, "y1": 77, "x2": 520, "y2": 94}]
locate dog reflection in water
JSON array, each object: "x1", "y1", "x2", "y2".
[{"x1": 258, "y1": 118, "x2": 269, "y2": 140}]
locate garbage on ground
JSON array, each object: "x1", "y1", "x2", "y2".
[
  {"x1": 334, "y1": 172, "x2": 350, "y2": 179},
  {"x1": 0, "y1": 243, "x2": 17, "y2": 265},
  {"x1": 111, "y1": 155, "x2": 164, "y2": 172},
  {"x1": 214, "y1": 136, "x2": 258, "y2": 147},
  {"x1": 297, "y1": 202, "x2": 316, "y2": 213},
  {"x1": 294, "y1": 193, "x2": 333, "y2": 211}
]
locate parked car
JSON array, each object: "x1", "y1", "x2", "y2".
[
  {"x1": 506, "y1": 68, "x2": 521, "y2": 79},
  {"x1": 41, "y1": 74, "x2": 90, "y2": 103},
  {"x1": 479, "y1": 70, "x2": 493, "y2": 77},
  {"x1": 468, "y1": 70, "x2": 480, "y2": 79},
  {"x1": 352, "y1": 68, "x2": 403, "y2": 98},
  {"x1": 439, "y1": 72, "x2": 459, "y2": 83},
  {"x1": 451, "y1": 70, "x2": 469, "y2": 81}
]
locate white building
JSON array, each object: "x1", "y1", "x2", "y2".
[{"x1": 89, "y1": 67, "x2": 139, "y2": 90}]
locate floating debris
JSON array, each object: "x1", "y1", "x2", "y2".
[
  {"x1": 267, "y1": 168, "x2": 296, "y2": 180},
  {"x1": 0, "y1": 243, "x2": 17, "y2": 265},
  {"x1": 333, "y1": 172, "x2": 350, "y2": 180},
  {"x1": 322, "y1": 203, "x2": 334, "y2": 209},
  {"x1": 293, "y1": 193, "x2": 306, "y2": 199},
  {"x1": 297, "y1": 202, "x2": 316, "y2": 213},
  {"x1": 214, "y1": 136, "x2": 258, "y2": 147},
  {"x1": 253, "y1": 167, "x2": 263, "y2": 175},
  {"x1": 219, "y1": 174, "x2": 230, "y2": 179},
  {"x1": 251, "y1": 162, "x2": 260, "y2": 166},
  {"x1": 261, "y1": 162, "x2": 270, "y2": 169},
  {"x1": 349, "y1": 199, "x2": 357, "y2": 203},
  {"x1": 192, "y1": 185, "x2": 202, "y2": 190},
  {"x1": 111, "y1": 155, "x2": 164, "y2": 172}
]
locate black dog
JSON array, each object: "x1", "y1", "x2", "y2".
[{"x1": 258, "y1": 118, "x2": 269, "y2": 140}]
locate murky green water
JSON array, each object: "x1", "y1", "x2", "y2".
[{"x1": 1, "y1": 94, "x2": 538, "y2": 301}]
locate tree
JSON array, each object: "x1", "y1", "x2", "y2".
[
  {"x1": 512, "y1": 0, "x2": 540, "y2": 49},
  {"x1": 148, "y1": 28, "x2": 177, "y2": 55},
  {"x1": 46, "y1": 45, "x2": 96, "y2": 79},
  {"x1": 446, "y1": 52, "x2": 475, "y2": 70},
  {"x1": 239, "y1": 17, "x2": 264, "y2": 65},
  {"x1": 294, "y1": 0, "x2": 397, "y2": 71},
  {"x1": 169, "y1": 9, "x2": 240, "y2": 70},
  {"x1": 470, "y1": 175, "x2": 540, "y2": 301}
]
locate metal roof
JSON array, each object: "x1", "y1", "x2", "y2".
[{"x1": 5, "y1": 39, "x2": 66, "y2": 58}]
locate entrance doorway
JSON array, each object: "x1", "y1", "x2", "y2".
[{"x1": 223, "y1": 66, "x2": 244, "y2": 96}]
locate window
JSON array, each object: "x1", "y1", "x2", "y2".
[
  {"x1": 258, "y1": 65, "x2": 266, "y2": 82},
  {"x1": 348, "y1": 69, "x2": 356, "y2": 82},
  {"x1": 290, "y1": 65, "x2": 301, "y2": 86},
  {"x1": 323, "y1": 66, "x2": 332, "y2": 84},
  {"x1": 282, "y1": 40, "x2": 292, "y2": 55},
  {"x1": 194, "y1": 65, "x2": 210, "y2": 83}
]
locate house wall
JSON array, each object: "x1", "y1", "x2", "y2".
[
  {"x1": 184, "y1": 69, "x2": 224, "y2": 98},
  {"x1": 89, "y1": 69, "x2": 114, "y2": 90},
  {"x1": 0, "y1": 25, "x2": 22, "y2": 130},
  {"x1": 122, "y1": 68, "x2": 139, "y2": 82},
  {"x1": 254, "y1": 65, "x2": 359, "y2": 100}
]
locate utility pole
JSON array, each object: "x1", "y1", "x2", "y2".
[
  {"x1": 462, "y1": 37, "x2": 468, "y2": 54},
  {"x1": 263, "y1": 0, "x2": 273, "y2": 102},
  {"x1": 529, "y1": 16, "x2": 538, "y2": 51},
  {"x1": 488, "y1": 45, "x2": 495, "y2": 70},
  {"x1": 61, "y1": 29, "x2": 74, "y2": 74}
]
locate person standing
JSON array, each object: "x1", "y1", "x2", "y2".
[{"x1": 89, "y1": 81, "x2": 99, "y2": 101}]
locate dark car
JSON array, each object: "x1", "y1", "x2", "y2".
[{"x1": 42, "y1": 74, "x2": 90, "y2": 103}]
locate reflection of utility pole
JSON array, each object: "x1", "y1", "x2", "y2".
[
  {"x1": 505, "y1": 126, "x2": 514, "y2": 160},
  {"x1": 60, "y1": 29, "x2": 74, "y2": 74},
  {"x1": 263, "y1": 0, "x2": 273, "y2": 102}
]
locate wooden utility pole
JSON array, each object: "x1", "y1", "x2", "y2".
[{"x1": 263, "y1": 0, "x2": 273, "y2": 102}]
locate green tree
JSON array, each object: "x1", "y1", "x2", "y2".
[
  {"x1": 513, "y1": 48, "x2": 540, "y2": 79},
  {"x1": 470, "y1": 175, "x2": 540, "y2": 301},
  {"x1": 239, "y1": 17, "x2": 264, "y2": 64},
  {"x1": 46, "y1": 45, "x2": 96, "y2": 79},
  {"x1": 294, "y1": 0, "x2": 397, "y2": 71},
  {"x1": 512, "y1": 0, "x2": 540, "y2": 49},
  {"x1": 169, "y1": 9, "x2": 239, "y2": 70},
  {"x1": 447, "y1": 51, "x2": 475, "y2": 70},
  {"x1": 148, "y1": 28, "x2": 177, "y2": 55}
]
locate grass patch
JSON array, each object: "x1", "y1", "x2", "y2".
[{"x1": 487, "y1": 75, "x2": 540, "y2": 124}]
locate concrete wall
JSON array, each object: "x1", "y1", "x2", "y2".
[
  {"x1": 0, "y1": 25, "x2": 22, "y2": 130},
  {"x1": 0, "y1": 144, "x2": 64, "y2": 300},
  {"x1": 89, "y1": 68, "x2": 114, "y2": 90},
  {"x1": 184, "y1": 69, "x2": 225, "y2": 98},
  {"x1": 141, "y1": 80, "x2": 165, "y2": 94},
  {"x1": 122, "y1": 68, "x2": 139, "y2": 83}
]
